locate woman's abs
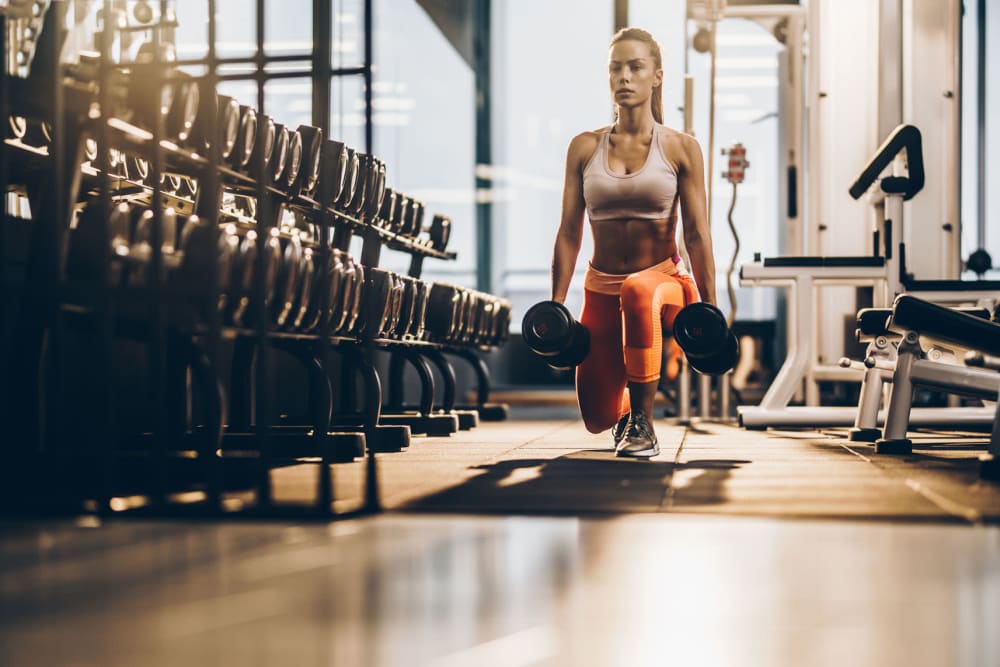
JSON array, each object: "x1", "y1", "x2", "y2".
[{"x1": 589, "y1": 216, "x2": 678, "y2": 274}]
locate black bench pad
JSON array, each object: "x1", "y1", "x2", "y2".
[
  {"x1": 763, "y1": 256, "x2": 885, "y2": 268},
  {"x1": 903, "y1": 277, "x2": 1000, "y2": 292},
  {"x1": 856, "y1": 309, "x2": 894, "y2": 337},
  {"x1": 891, "y1": 295, "x2": 1000, "y2": 357},
  {"x1": 857, "y1": 306, "x2": 990, "y2": 337}
]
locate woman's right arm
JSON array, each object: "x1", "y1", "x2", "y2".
[{"x1": 551, "y1": 135, "x2": 587, "y2": 303}]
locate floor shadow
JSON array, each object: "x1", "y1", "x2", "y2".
[{"x1": 399, "y1": 450, "x2": 751, "y2": 515}]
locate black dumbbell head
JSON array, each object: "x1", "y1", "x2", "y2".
[
  {"x1": 271, "y1": 124, "x2": 290, "y2": 182},
  {"x1": 215, "y1": 95, "x2": 240, "y2": 160},
  {"x1": 672, "y1": 302, "x2": 729, "y2": 358},
  {"x1": 686, "y1": 330, "x2": 739, "y2": 376},
  {"x1": 296, "y1": 125, "x2": 324, "y2": 196},
  {"x1": 522, "y1": 300, "x2": 575, "y2": 355},
  {"x1": 545, "y1": 326, "x2": 590, "y2": 370},
  {"x1": 284, "y1": 129, "x2": 303, "y2": 189}
]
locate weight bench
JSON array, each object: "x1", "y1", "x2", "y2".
[
  {"x1": 875, "y1": 295, "x2": 1000, "y2": 480},
  {"x1": 840, "y1": 307, "x2": 995, "y2": 442},
  {"x1": 739, "y1": 124, "x2": 1000, "y2": 429}
]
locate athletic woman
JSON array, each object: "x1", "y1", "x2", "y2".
[{"x1": 550, "y1": 27, "x2": 717, "y2": 458}]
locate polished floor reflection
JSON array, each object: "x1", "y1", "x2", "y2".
[{"x1": 2, "y1": 512, "x2": 998, "y2": 667}]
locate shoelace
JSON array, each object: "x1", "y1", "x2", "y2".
[
  {"x1": 626, "y1": 414, "x2": 655, "y2": 440},
  {"x1": 612, "y1": 414, "x2": 630, "y2": 443}
]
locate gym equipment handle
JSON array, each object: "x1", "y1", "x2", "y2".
[{"x1": 848, "y1": 124, "x2": 924, "y2": 202}]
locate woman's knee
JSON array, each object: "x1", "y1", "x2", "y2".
[
  {"x1": 620, "y1": 273, "x2": 654, "y2": 312},
  {"x1": 582, "y1": 411, "x2": 616, "y2": 434}
]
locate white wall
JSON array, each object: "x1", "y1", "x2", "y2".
[{"x1": 808, "y1": 0, "x2": 881, "y2": 363}]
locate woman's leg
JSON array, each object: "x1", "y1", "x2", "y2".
[
  {"x1": 575, "y1": 288, "x2": 630, "y2": 434},
  {"x1": 619, "y1": 271, "x2": 699, "y2": 418}
]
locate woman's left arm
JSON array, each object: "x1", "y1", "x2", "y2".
[{"x1": 676, "y1": 135, "x2": 717, "y2": 305}]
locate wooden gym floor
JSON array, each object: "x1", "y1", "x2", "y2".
[{"x1": 2, "y1": 405, "x2": 999, "y2": 666}]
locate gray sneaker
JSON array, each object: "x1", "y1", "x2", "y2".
[
  {"x1": 615, "y1": 412, "x2": 659, "y2": 458},
  {"x1": 611, "y1": 413, "x2": 630, "y2": 449}
]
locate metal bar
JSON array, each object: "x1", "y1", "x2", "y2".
[
  {"x1": 147, "y1": 0, "x2": 171, "y2": 505},
  {"x1": 474, "y1": 0, "x2": 492, "y2": 292},
  {"x1": 313, "y1": 0, "x2": 333, "y2": 132},
  {"x1": 909, "y1": 358, "x2": 1000, "y2": 400},
  {"x1": 0, "y1": 14, "x2": 7, "y2": 428},
  {"x1": 175, "y1": 54, "x2": 314, "y2": 66},
  {"x1": 614, "y1": 0, "x2": 628, "y2": 32},
  {"x1": 252, "y1": 0, "x2": 274, "y2": 508},
  {"x1": 363, "y1": 0, "x2": 373, "y2": 153},
  {"x1": 217, "y1": 69, "x2": 316, "y2": 82},
  {"x1": 976, "y1": 0, "x2": 986, "y2": 250},
  {"x1": 202, "y1": 0, "x2": 225, "y2": 508},
  {"x1": 256, "y1": 0, "x2": 265, "y2": 112}
]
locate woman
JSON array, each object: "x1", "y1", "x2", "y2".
[{"x1": 550, "y1": 27, "x2": 717, "y2": 458}]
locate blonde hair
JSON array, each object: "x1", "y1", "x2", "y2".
[{"x1": 609, "y1": 27, "x2": 663, "y2": 124}]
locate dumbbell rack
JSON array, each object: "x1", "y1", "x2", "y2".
[{"x1": 0, "y1": 2, "x2": 511, "y2": 517}]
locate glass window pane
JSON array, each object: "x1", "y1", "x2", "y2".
[
  {"x1": 265, "y1": 78, "x2": 314, "y2": 131},
  {"x1": 492, "y1": 0, "x2": 612, "y2": 317},
  {"x1": 217, "y1": 80, "x2": 259, "y2": 108},
  {"x1": 330, "y1": 74, "x2": 367, "y2": 151},
  {"x1": 332, "y1": 0, "x2": 365, "y2": 69},
  {"x1": 173, "y1": 0, "x2": 209, "y2": 61},
  {"x1": 215, "y1": 0, "x2": 257, "y2": 59},
  {"x1": 371, "y1": 1, "x2": 475, "y2": 283},
  {"x1": 265, "y1": 0, "x2": 313, "y2": 56}
]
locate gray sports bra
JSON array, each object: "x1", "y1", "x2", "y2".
[{"x1": 582, "y1": 124, "x2": 678, "y2": 222}]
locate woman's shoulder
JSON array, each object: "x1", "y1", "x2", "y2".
[
  {"x1": 570, "y1": 126, "x2": 608, "y2": 147},
  {"x1": 657, "y1": 125, "x2": 704, "y2": 167},
  {"x1": 566, "y1": 127, "x2": 607, "y2": 162}
]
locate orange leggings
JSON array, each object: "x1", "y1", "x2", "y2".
[{"x1": 576, "y1": 258, "x2": 699, "y2": 433}]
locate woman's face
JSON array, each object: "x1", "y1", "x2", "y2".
[{"x1": 608, "y1": 40, "x2": 662, "y2": 110}]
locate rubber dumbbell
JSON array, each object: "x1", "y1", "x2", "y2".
[
  {"x1": 671, "y1": 302, "x2": 739, "y2": 375},
  {"x1": 270, "y1": 124, "x2": 290, "y2": 183},
  {"x1": 230, "y1": 105, "x2": 257, "y2": 170},
  {"x1": 428, "y1": 214, "x2": 451, "y2": 252},
  {"x1": 295, "y1": 124, "x2": 324, "y2": 197},
  {"x1": 272, "y1": 232, "x2": 303, "y2": 328},
  {"x1": 521, "y1": 300, "x2": 589, "y2": 370}
]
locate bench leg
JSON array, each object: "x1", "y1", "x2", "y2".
[
  {"x1": 849, "y1": 337, "x2": 895, "y2": 442},
  {"x1": 981, "y1": 402, "x2": 1000, "y2": 480},
  {"x1": 875, "y1": 332, "x2": 918, "y2": 455}
]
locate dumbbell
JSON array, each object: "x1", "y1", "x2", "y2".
[
  {"x1": 364, "y1": 157, "x2": 387, "y2": 221},
  {"x1": 247, "y1": 113, "x2": 276, "y2": 176},
  {"x1": 185, "y1": 88, "x2": 238, "y2": 159},
  {"x1": 521, "y1": 300, "x2": 590, "y2": 370},
  {"x1": 335, "y1": 148, "x2": 360, "y2": 213},
  {"x1": 272, "y1": 232, "x2": 303, "y2": 328},
  {"x1": 317, "y1": 140, "x2": 349, "y2": 208},
  {"x1": 164, "y1": 72, "x2": 200, "y2": 144},
  {"x1": 7, "y1": 116, "x2": 26, "y2": 140},
  {"x1": 378, "y1": 188, "x2": 398, "y2": 230},
  {"x1": 295, "y1": 124, "x2": 324, "y2": 197},
  {"x1": 671, "y1": 302, "x2": 739, "y2": 375},
  {"x1": 393, "y1": 276, "x2": 417, "y2": 339},
  {"x1": 226, "y1": 227, "x2": 281, "y2": 327},
  {"x1": 229, "y1": 105, "x2": 257, "y2": 170},
  {"x1": 427, "y1": 214, "x2": 451, "y2": 252},
  {"x1": 270, "y1": 124, "x2": 290, "y2": 183},
  {"x1": 342, "y1": 259, "x2": 366, "y2": 335},
  {"x1": 390, "y1": 194, "x2": 409, "y2": 235},
  {"x1": 283, "y1": 128, "x2": 304, "y2": 191},
  {"x1": 409, "y1": 279, "x2": 430, "y2": 340},
  {"x1": 213, "y1": 94, "x2": 241, "y2": 161}
]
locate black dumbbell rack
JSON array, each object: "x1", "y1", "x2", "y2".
[{"x1": 0, "y1": 1, "x2": 511, "y2": 517}]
